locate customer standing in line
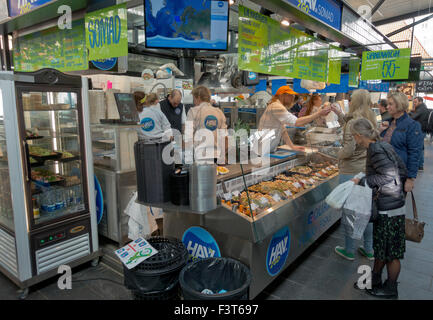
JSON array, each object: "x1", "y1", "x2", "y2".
[
  {"x1": 330, "y1": 89, "x2": 378, "y2": 261},
  {"x1": 410, "y1": 96, "x2": 430, "y2": 171},
  {"x1": 378, "y1": 99, "x2": 392, "y2": 123},
  {"x1": 350, "y1": 118, "x2": 407, "y2": 299},
  {"x1": 379, "y1": 92, "x2": 423, "y2": 193}
]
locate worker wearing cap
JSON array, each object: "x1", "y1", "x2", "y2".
[{"x1": 258, "y1": 85, "x2": 331, "y2": 153}]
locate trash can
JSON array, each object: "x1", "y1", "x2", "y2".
[
  {"x1": 179, "y1": 257, "x2": 252, "y2": 300},
  {"x1": 123, "y1": 237, "x2": 188, "y2": 300}
]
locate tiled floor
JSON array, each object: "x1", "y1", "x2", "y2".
[{"x1": 1, "y1": 142, "x2": 432, "y2": 300}]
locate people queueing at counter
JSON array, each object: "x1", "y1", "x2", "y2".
[
  {"x1": 257, "y1": 85, "x2": 331, "y2": 153},
  {"x1": 134, "y1": 92, "x2": 172, "y2": 143},
  {"x1": 410, "y1": 96, "x2": 430, "y2": 171},
  {"x1": 159, "y1": 89, "x2": 187, "y2": 134},
  {"x1": 185, "y1": 86, "x2": 228, "y2": 162}
]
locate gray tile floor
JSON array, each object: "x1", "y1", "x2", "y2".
[{"x1": 1, "y1": 141, "x2": 432, "y2": 300}]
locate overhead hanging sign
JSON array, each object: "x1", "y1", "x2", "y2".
[
  {"x1": 85, "y1": 3, "x2": 128, "y2": 60},
  {"x1": 14, "y1": 19, "x2": 88, "y2": 72},
  {"x1": 416, "y1": 80, "x2": 433, "y2": 93},
  {"x1": 238, "y1": 6, "x2": 332, "y2": 82},
  {"x1": 408, "y1": 57, "x2": 422, "y2": 82},
  {"x1": 283, "y1": 0, "x2": 342, "y2": 30},
  {"x1": 348, "y1": 57, "x2": 360, "y2": 87},
  {"x1": 361, "y1": 48, "x2": 411, "y2": 81},
  {"x1": 8, "y1": 0, "x2": 53, "y2": 17}
]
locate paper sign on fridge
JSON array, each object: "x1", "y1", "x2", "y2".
[{"x1": 115, "y1": 237, "x2": 158, "y2": 269}]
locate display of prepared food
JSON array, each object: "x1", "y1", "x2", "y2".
[
  {"x1": 29, "y1": 146, "x2": 61, "y2": 161},
  {"x1": 62, "y1": 176, "x2": 81, "y2": 187},
  {"x1": 220, "y1": 163, "x2": 339, "y2": 218},
  {"x1": 31, "y1": 168, "x2": 64, "y2": 185},
  {"x1": 58, "y1": 151, "x2": 80, "y2": 162},
  {"x1": 217, "y1": 166, "x2": 230, "y2": 175},
  {"x1": 289, "y1": 166, "x2": 313, "y2": 175}
]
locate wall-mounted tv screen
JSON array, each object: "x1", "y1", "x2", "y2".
[{"x1": 145, "y1": 0, "x2": 229, "y2": 50}]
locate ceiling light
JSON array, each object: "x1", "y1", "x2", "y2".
[
  {"x1": 229, "y1": 0, "x2": 235, "y2": 5},
  {"x1": 281, "y1": 19, "x2": 290, "y2": 26}
]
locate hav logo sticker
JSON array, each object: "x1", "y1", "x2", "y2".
[
  {"x1": 115, "y1": 237, "x2": 158, "y2": 269},
  {"x1": 204, "y1": 115, "x2": 218, "y2": 131},
  {"x1": 141, "y1": 117, "x2": 155, "y2": 132},
  {"x1": 266, "y1": 226, "x2": 290, "y2": 276},
  {"x1": 182, "y1": 227, "x2": 221, "y2": 262},
  {"x1": 248, "y1": 72, "x2": 257, "y2": 80}
]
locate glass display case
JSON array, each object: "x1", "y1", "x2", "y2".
[
  {"x1": 0, "y1": 69, "x2": 99, "y2": 297},
  {"x1": 91, "y1": 124, "x2": 140, "y2": 173},
  {"x1": 20, "y1": 90, "x2": 87, "y2": 226}
]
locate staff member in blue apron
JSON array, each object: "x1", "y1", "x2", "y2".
[
  {"x1": 159, "y1": 89, "x2": 186, "y2": 134},
  {"x1": 137, "y1": 93, "x2": 172, "y2": 142},
  {"x1": 185, "y1": 86, "x2": 228, "y2": 162}
]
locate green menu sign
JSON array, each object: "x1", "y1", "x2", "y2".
[
  {"x1": 238, "y1": 6, "x2": 336, "y2": 82},
  {"x1": 14, "y1": 19, "x2": 88, "y2": 72},
  {"x1": 361, "y1": 49, "x2": 411, "y2": 81},
  {"x1": 85, "y1": 3, "x2": 128, "y2": 61},
  {"x1": 349, "y1": 57, "x2": 360, "y2": 87}
]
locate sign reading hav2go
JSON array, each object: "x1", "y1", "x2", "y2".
[
  {"x1": 266, "y1": 226, "x2": 291, "y2": 276},
  {"x1": 182, "y1": 227, "x2": 221, "y2": 262}
]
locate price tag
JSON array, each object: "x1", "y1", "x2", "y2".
[
  {"x1": 223, "y1": 193, "x2": 232, "y2": 201},
  {"x1": 300, "y1": 179, "x2": 307, "y2": 185},
  {"x1": 309, "y1": 179, "x2": 316, "y2": 184},
  {"x1": 232, "y1": 190, "x2": 240, "y2": 197},
  {"x1": 272, "y1": 194, "x2": 281, "y2": 202},
  {"x1": 294, "y1": 182, "x2": 302, "y2": 189},
  {"x1": 284, "y1": 190, "x2": 293, "y2": 197},
  {"x1": 260, "y1": 197, "x2": 269, "y2": 205},
  {"x1": 250, "y1": 203, "x2": 259, "y2": 210}
]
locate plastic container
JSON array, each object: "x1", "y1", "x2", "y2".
[
  {"x1": 179, "y1": 257, "x2": 251, "y2": 300},
  {"x1": 123, "y1": 237, "x2": 188, "y2": 299},
  {"x1": 189, "y1": 163, "x2": 217, "y2": 212},
  {"x1": 134, "y1": 141, "x2": 174, "y2": 204},
  {"x1": 170, "y1": 171, "x2": 189, "y2": 206}
]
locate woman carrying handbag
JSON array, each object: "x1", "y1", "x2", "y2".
[{"x1": 350, "y1": 118, "x2": 408, "y2": 299}]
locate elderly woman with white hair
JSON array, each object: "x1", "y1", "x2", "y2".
[{"x1": 350, "y1": 118, "x2": 408, "y2": 299}]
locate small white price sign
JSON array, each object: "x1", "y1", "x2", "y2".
[
  {"x1": 260, "y1": 197, "x2": 269, "y2": 205},
  {"x1": 284, "y1": 190, "x2": 293, "y2": 197},
  {"x1": 272, "y1": 194, "x2": 281, "y2": 202},
  {"x1": 294, "y1": 182, "x2": 302, "y2": 189}
]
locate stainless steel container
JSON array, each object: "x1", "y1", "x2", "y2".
[{"x1": 189, "y1": 163, "x2": 217, "y2": 212}]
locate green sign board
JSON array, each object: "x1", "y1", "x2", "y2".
[
  {"x1": 85, "y1": 3, "x2": 128, "y2": 61},
  {"x1": 238, "y1": 6, "x2": 340, "y2": 83},
  {"x1": 361, "y1": 49, "x2": 411, "y2": 81},
  {"x1": 349, "y1": 57, "x2": 360, "y2": 87},
  {"x1": 14, "y1": 19, "x2": 88, "y2": 72}
]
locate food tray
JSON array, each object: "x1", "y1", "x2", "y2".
[
  {"x1": 57, "y1": 152, "x2": 80, "y2": 163},
  {"x1": 30, "y1": 152, "x2": 62, "y2": 163},
  {"x1": 32, "y1": 177, "x2": 65, "y2": 187},
  {"x1": 25, "y1": 136, "x2": 44, "y2": 140}
]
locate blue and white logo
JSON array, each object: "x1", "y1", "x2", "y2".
[
  {"x1": 266, "y1": 226, "x2": 290, "y2": 276},
  {"x1": 140, "y1": 118, "x2": 155, "y2": 132},
  {"x1": 218, "y1": 1, "x2": 224, "y2": 7},
  {"x1": 204, "y1": 115, "x2": 218, "y2": 131},
  {"x1": 248, "y1": 72, "x2": 257, "y2": 80},
  {"x1": 91, "y1": 58, "x2": 118, "y2": 71},
  {"x1": 182, "y1": 227, "x2": 221, "y2": 262},
  {"x1": 94, "y1": 175, "x2": 104, "y2": 225}
]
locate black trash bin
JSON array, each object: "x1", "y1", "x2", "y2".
[
  {"x1": 179, "y1": 257, "x2": 252, "y2": 300},
  {"x1": 123, "y1": 237, "x2": 188, "y2": 300}
]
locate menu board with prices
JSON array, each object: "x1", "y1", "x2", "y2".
[
  {"x1": 14, "y1": 19, "x2": 88, "y2": 72},
  {"x1": 238, "y1": 6, "x2": 340, "y2": 82}
]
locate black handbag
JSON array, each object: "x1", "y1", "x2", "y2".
[{"x1": 370, "y1": 191, "x2": 380, "y2": 223}]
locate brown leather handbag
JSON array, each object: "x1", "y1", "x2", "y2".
[{"x1": 405, "y1": 192, "x2": 426, "y2": 243}]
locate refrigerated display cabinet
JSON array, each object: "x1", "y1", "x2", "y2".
[{"x1": 0, "y1": 69, "x2": 99, "y2": 298}]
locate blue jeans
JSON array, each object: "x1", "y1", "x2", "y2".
[
  {"x1": 419, "y1": 132, "x2": 426, "y2": 168},
  {"x1": 339, "y1": 174, "x2": 374, "y2": 255}
]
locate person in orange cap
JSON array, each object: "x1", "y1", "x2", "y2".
[{"x1": 258, "y1": 85, "x2": 331, "y2": 153}]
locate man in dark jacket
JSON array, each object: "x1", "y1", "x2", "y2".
[
  {"x1": 378, "y1": 99, "x2": 392, "y2": 123},
  {"x1": 410, "y1": 97, "x2": 430, "y2": 170},
  {"x1": 159, "y1": 89, "x2": 186, "y2": 134}
]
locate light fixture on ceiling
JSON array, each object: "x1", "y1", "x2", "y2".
[
  {"x1": 229, "y1": 0, "x2": 235, "y2": 5},
  {"x1": 281, "y1": 19, "x2": 290, "y2": 26}
]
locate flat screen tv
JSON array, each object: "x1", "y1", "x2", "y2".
[{"x1": 145, "y1": 0, "x2": 229, "y2": 50}]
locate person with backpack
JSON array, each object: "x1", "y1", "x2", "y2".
[{"x1": 411, "y1": 97, "x2": 430, "y2": 170}]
